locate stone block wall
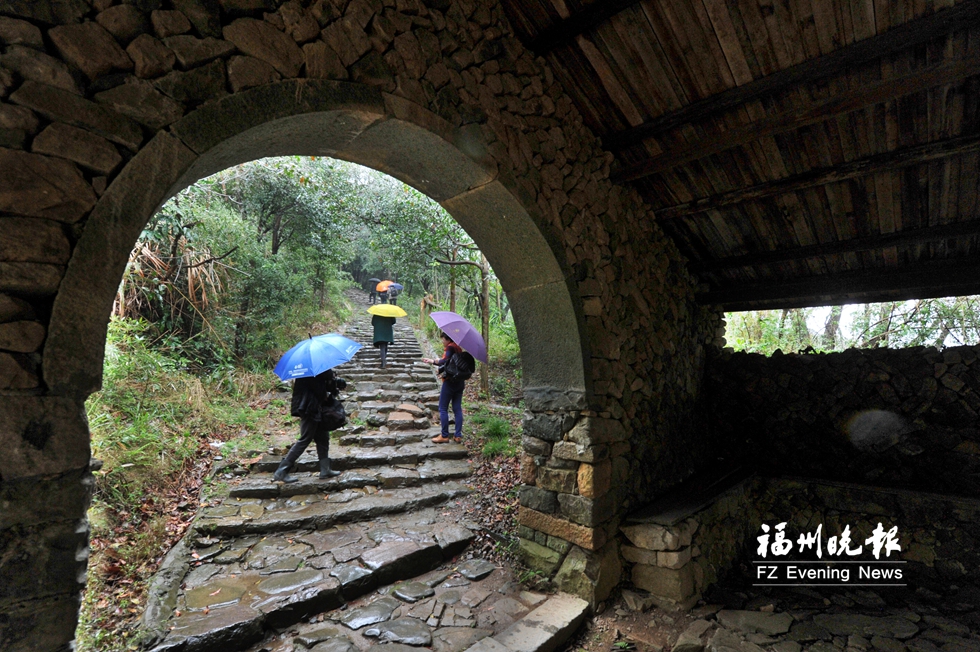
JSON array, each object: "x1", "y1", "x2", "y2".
[
  {"x1": 703, "y1": 345, "x2": 980, "y2": 495},
  {"x1": 764, "y1": 478, "x2": 980, "y2": 585},
  {"x1": 618, "y1": 477, "x2": 770, "y2": 610},
  {"x1": 0, "y1": 0, "x2": 719, "y2": 643},
  {"x1": 617, "y1": 476, "x2": 980, "y2": 609}
]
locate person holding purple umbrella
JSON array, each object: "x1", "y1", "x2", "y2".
[
  {"x1": 423, "y1": 332, "x2": 467, "y2": 443},
  {"x1": 423, "y1": 312, "x2": 484, "y2": 444}
]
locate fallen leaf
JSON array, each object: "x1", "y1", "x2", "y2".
[{"x1": 209, "y1": 588, "x2": 221, "y2": 596}]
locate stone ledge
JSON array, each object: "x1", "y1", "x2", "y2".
[
  {"x1": 480, "y1": 593, "x2": 589, "y2": 652},
  {"x1": 516, "y1": 507, "x2": 605, "y2": 551},
  {"x1": 625, "y1": 466, "x2": 752, "y2": 527}
]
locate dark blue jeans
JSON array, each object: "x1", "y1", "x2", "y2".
[{"x1": 439, "y1": 379, "x2": 465, "y2": 438}]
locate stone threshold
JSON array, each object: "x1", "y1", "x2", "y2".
[{"x1": 463, "y1": 593, "x2": 590, "y2": 652}]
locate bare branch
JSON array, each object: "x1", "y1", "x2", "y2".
[
  {"x1": 434, "y1": 257, "x2": 481, "y2": 268},
  {"x1": 184, "y1": 247, "x2": 239, "y2": 269}
]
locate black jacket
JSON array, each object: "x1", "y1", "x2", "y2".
[{"x1": 290, "y1": 370, "x2": 346, "y2": 420}]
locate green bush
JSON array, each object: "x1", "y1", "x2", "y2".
[{"x1": 86, "y1": 317, "x2": 273, "y2": 515}]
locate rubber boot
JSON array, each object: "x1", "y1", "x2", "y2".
[
  {"x1": 273, "y1": 459, "x2": 298, "y2": 483},
  {"x1": 319, "y1": 458, "x2": 341, "y2": 479}
]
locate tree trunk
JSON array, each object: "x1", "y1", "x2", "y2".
[
  {"x1": 822, "y1": 305, "x2": 843, "y2": 350},
  {"x1": 792, "y1": 309, "x2": 810, "y2": 350},
  {"x1": 234, "y1": 294, "x2": 250, "y2": 359},
  {"x1": 776, "y1": 309, "x2": 788, "y2": 351},
  {"x1": 479, "y1": 254, "x2": 490, "y2": 396},
  {"x1": 449, "y1": 248, "x2": 457, "y2": 313}
]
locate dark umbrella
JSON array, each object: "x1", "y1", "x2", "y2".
[{"x1": 368, "y1": 277, "x2": 382, "y2": 282}]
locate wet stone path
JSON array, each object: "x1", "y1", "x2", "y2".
[
  {"x1": 142, "y1": 294, "x2": 588, "y2": 652},
  {"x1": 605, "y1": 583, "x2": 980, "y2": 652}
]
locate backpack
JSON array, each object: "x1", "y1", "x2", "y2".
[
  {"x1": 444, "y1": 350, "x2": 476, "y2": 382},
  {"x1": 319, "y1": 395, "x2": 347, "y2": 430}
]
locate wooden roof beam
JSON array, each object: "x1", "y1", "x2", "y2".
[
  {"x1": 697, "y1": 262, "x2": 980, "y2": 311},
  {"x1": 611, "y1": 56, "x2": 980, "y2": 183},
  {"x1": 603, "y1": 0, "x2": 980, "y2": 152},
  {"x1": 650, "y1": 132, "x2": 980, "y2": 218},
  {"x1": 695, "y1": 221, "x2": 980, "y2": 274},
  {"x1": 525, "y1": 0, "x2": 642, "y2": 56}
]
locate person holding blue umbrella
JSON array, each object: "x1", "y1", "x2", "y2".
[{"x1": 272, "y1": 334, "x2": 361, "y2": 483}]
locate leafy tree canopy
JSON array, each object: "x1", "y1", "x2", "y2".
[{"x1": 727, "y1": 296, "x2": 980, "y2": 355}]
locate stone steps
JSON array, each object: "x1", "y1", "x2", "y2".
[
  {"x1": 251, "y1": 437, "x2": 467, "y2": 473},
  {"x1": 143, "y1": 294, "x2": 588, "y2": 652},
  {"x1": 231, "y1": 458, "x2": 473, "y2": 499},
  {"x1": 146, "y1": 508, "x2": 479, "y2": 652},
  {"x1": 196, "y1": 482, "x2": 473, "y2": 537}
]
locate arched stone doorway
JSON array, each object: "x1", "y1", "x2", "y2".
[
  {"x1": 44, "y1": 79, "x2": 588, "y2": 413},
  {"x1": 2, "y1": 2, "x2": 714, "y2": 647}
]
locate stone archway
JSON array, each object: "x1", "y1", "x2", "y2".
[
  {"x1": 1, "y1": 2, "x2": 715, "y2": 647},
  {"x1": 43, "y1": 79, "x2": 588, "y2": 413}
]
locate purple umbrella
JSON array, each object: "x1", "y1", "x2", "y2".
[{"x1": 429, "y1": 311, "x2": 487, "y2": 363}]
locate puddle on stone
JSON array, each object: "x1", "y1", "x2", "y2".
[
  {"x1": 240, "y1": 504, "x2": 264, "y2": 519},
  {"x1": 205, "y1": 505, "x2": 239, "y2": 518},
  {"x1": 185, "y1": 578, "x2": 249, "y2": 610}
]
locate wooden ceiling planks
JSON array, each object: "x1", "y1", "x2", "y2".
[{"x1": 503, "y1": 0, "x2": 980, "y2": 309}]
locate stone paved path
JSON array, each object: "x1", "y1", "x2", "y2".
[
  {"x1": 618, "y1": 584, "x2": 980, "y2": 652},
  {"x1": 565, "y1": 569, "x2": 980, "y2": 652},
  {"x1": 142, "y1": 293, "x2": 588, "y2": 652}
]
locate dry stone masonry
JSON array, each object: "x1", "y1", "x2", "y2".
[
  {"x1": 1, "y1": 2, "x2": 714, "y2": 644},
  {"x1": 704, "y1": 345, "x2": 980, "y2": 495},
  {"x1": 616, "y1": 471, "x2": 980, "y2": 614},
  {"x1": 4, "y1": 0, "x2": 980, "y2": 648}
]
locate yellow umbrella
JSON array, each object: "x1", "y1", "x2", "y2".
[{"x1": 367, "y1": 304, "x2": 407, "y2": 318}]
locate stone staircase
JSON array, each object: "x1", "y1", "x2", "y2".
[{"x1": 141, "y1": 292, "x2": 588, "y2": 652}]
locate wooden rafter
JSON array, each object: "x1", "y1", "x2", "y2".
[
  {"x1": 602, "y1": 0, "x2": 980, "y2": 152},
  {"x1": 698, "y1": 261, "x2": 980, "y2": 311},
  {"x1": 525, "y1": 0, "x2": 642, "y2": 56},
  {"x1": 649, "y1": 133, "x2": 980, "y2": 219},
  {"x1": 611, "y1": 56, "x2": 980, "y2": 183},
  {"x1": 695, "y1": 221, "x2": 980, "y2": 273}
]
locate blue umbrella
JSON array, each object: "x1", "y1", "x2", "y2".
[
  {"x1": 274, "y1": 333, "x2": 362, "y2": 380},
  {"x1": 389, "y1": 283, "x2": 404, "y2": 291}
]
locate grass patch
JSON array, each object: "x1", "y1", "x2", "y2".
[
  {"x1": 467, "y1": 408, "x2": 517, "y2": 458},
  {"x1": 76, "y1": 318, "x2": 282, "y2": 652}
]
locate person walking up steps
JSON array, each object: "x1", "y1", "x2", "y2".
[
  {"x1": 372, "y1": 313, "x2": 395, "y2": 368},
  {"x1": 274, "y1": 369, "x2": 346, "y2": 483},
  {"x1": 423, "y1": 332, "x2": 467, "y2": 443}
]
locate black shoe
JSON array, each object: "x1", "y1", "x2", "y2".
[
  {"x1": 273, "y1": 460, "x2": 298, "y2": 483},
  {"x1": 319, "y1": 459, "x2": 341, "y2": 479}
]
